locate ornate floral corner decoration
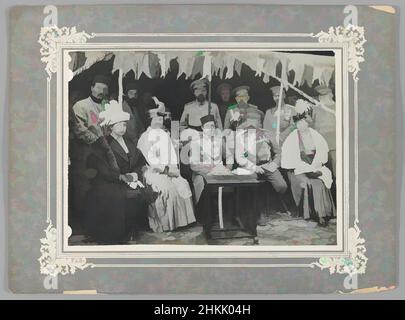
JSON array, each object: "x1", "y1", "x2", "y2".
[
  {"x1": 38, "y1": 222, "x2": 95, "y2": 277},
  {"x1": 310, "y1": 222, "x2": 368, "y2": 276},
  {"x1": 311, "y1": 24, "x2": 367, "y2": 276},
  {"x1": 312, "y1": 24, "x2": 367, "y2": 81},
  {"x1": 39, "y1": 25, "x2": 96, "y2": 276},
  {"x1": 38, "y1": 26, "x2": 95, "y2": 79}
]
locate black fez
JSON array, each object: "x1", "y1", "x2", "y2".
[
  {"x1": 200, "y1": 114, "x2": 215, "y2": 126},
  {"x1": 92, "y1": 74, "x2": 110, "y2": 86}
]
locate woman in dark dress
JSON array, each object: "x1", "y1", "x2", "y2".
[{"x1": 82, "y1": 100, "x2": 155, "y2": 244}]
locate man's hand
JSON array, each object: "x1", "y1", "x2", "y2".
[
  {"x1": 255, "y1": 166, "x2": 265, "y2": 174},
  {"x1": 128, "y1": 173, "x2": 138, "y2": 182},
  {"x1": 119, "y1": 174, "x2": 131, "y2": 183},
  {"x1": 266, "y1": 162, "x2": 278, "y2": 173}
]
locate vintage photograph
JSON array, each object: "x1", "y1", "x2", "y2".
[{"x1": 66, "y1": 48, "x2": 339, "y2": 247}]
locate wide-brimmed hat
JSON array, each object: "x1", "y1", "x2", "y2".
[
  {"x1": 292, "y1": 99, "x2": 313, "y2": 123},
  {"x1": 147, "y1": 97, "x2": 169, "y2": 119},
  {"x1": 99, "y1": 100, "x2": 130, "y2": 126}
]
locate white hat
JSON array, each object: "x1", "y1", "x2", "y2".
[
  {"x1": 99, "y1": 100, "x2": 130, "y2": 127},
  {"x1": 148, "y1": 97, "x2": 167, "y2": 118},
  {"x1": 295, "y1": 99, "x2": 312, "y2": 115}
]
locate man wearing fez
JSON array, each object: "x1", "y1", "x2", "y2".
[
  {"x1": 223, "y1": 86, "x2": 264, "y2": 130},
  {"x1": 263, "y1": 85, "x2": 296, "y2": 146},
  {"x1": 311, "y1": 84, "x2": 336, "y2": 177},
  {"x1": 122, "y1": 82, "x2": 146, "y2": 142},
  {"x1": 70, "y1": 74, "x2": 112, "y2": 218},
  {"x1": 180, "y1": 78, "x2": 223, "y2": 131},
  {"x1": 216, "y1": 82, "x2": 233, "y2": 126},
  {"x1": 189, "y1": 114, "x2": 231, "y2": 239}
]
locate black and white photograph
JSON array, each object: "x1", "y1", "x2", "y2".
[{"x1": 66, "y1": 48, "x2": 341, "y2": 247}]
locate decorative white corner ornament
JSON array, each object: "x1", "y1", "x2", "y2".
[
  {"x1": 39, "y1": 25, "x2": 96, "y2": 276},
  {"x1": 312, "y1": 24, "x2": 366, "y2": 81},
  {"x1": 39, "y1": 222, "x2": 95, "y2": 277},
  {"x1": 311, "y1": 222, "x2": 367, "y2": 276},
  {"x1": 38, "y1": 26, "x2": 95, "y2": 79}
]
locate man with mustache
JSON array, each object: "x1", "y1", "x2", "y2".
[
  {"x1": 223, "y1": 86, "x2": 264, "y2": 130},
  {"x1": 180, "y1": 78, "x2": 223, "y2": 131},
  {"x1": 263, "y1": 85, "x2": 296, "y2": 147},
  {"x1": 70, "y1": 74, "x2": 112, "y2": 224},
  {"x1": 122, "y1": 82, "x2": 146, "y2": 142},
  {"x1": 216, "y1": 82, "x2": 233, "y2": 126}
]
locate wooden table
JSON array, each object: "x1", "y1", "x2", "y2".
[{"x1": 203, "y1": 174, "x2": 265, "y2": 241}]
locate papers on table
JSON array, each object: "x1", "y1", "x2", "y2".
[
  {"x1": 207, "y1": 164, "x2": 233, "y2": 176},
  {"x1": 232, "y1": 168, "x2": 255, "y2": 175}
]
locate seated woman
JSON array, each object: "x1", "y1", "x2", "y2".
[
  {"x1": 82, "y1": 101, "x2": 155, "y2": 244},
  {"x1": 281, "y1": 99, "x2": 335, "y2": 226},
  {"x1": 137, "y1": 109, "x2": 196, "y2": 232}
]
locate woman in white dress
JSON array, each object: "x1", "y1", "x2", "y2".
[{"x1": 137, "y1": 109, "x2": 196, "y2": 232}]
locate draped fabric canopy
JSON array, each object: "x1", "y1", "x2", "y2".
[
  {"x1": 70, "y1": 50, "x2": 335, "y2": 88},
  {"x1": 69, "y1": 50, "x2": 336, "y2": 144}
]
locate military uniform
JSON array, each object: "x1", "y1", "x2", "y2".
[
  {"x1": 180, "y1": 100, "x2": 222, "y2": 130},
  {"x1": 234, "y1": 128, "x2": 287, "y2": 193},
  {"x1": 224, "y1": 103, "x2": 264, "y2": 130},
  {"x1": 311, "y1": 85, "x2": 336, "y2": 177},
  {"x1": 180, "y1": 78, "x2": 223, "y2": 130},
  {"x1": 263, "y1": 103, "x2": 296, "y2": 146},
  {"x1": 223, "y1": 85, "x2": 264, "y2": 130}
]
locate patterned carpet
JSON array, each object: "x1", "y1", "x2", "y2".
[{"x1": 69, "y1": 212, "x2": 337, "y2": 246}]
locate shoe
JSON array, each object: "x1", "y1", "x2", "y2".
[
  {"x1": 235, "y1": 216, "x2": 245, "y2": 229},
  {"x1": 258, "y1": 215, "x2": 267, "y2": 226},
  {"x1": 318, "y1": 217, "x2": 328, "y2": 227}
]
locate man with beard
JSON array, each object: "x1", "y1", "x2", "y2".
[
  {"x1": 216, "y1": 82, "x2": 233, "y2": 126},
  {"x1": 122, "y1": 82, "x2": 146, "y2": 141},
  {"x1": 180, "y1": 78, "x2": 223, "y2": 131},
  {"x1": 263, "y1": 85, "x2": 296, "y2": 146},
  {"x1": 311, "y1": 84, "x2": 336, "y2": 177},
  {"x1": 70, "y1": 74, "x2": 113, "y2": 227},
  {"x1": 223, "y1": 86, "x2": 264, "y2": 130}
]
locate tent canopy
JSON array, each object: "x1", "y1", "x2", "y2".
[{"x1": 70, "y1": 50, "x2": 335, "y2": 88}]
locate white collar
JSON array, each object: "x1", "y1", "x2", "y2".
[{"x1": 111, "y1": 133, "x2": 129, "y2": 153}]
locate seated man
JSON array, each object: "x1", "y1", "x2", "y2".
[
  {"x1": 234, "y1": 119, "x2": 289, "y2": 226},
  {"x1": 188, "y1": 114, "x2": 231, "y2": 238},
  {"x1": 223, "y1": 85, "x2": 264, "y2": 130}
]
